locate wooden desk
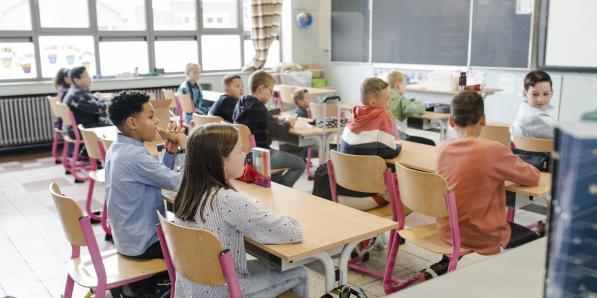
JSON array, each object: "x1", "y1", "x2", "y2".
[
  {"x1": 408, "y1": 112, "x2": 451, "y2": 140},
  {"x1": 391, "y1": 238, "x2": 546, "y2": 298},
  {"x1": 88, "y1": 126, "x2": 161, "y2": 157},
  {"x1": 162, "y1": 181, "x2": 396, "y2": 292},
  {"x1": 286, "y1": 117, "x2": 343, "y2": 163},
  {"x1": 202, "y1": 90, "x2": 223, "y2": 103},
  {"x1": 274, "y1": 84, "x2": 338, "y2": 96},
  {"x1": 405, "y1": 85, "x2": 501, "y2": 97}
]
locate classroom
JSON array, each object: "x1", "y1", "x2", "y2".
[{"x1": 0, "y1": 0, "x2": 595, "y2": 297}]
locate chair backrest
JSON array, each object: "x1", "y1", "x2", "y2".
[
  {"x1": 310, "y1": 102, "x2": 341, "y2": 119},
  {"x1": 54, "y1": 102, "x2": 73, "y2": 126},
  {"x1": 49, "y1": 183, "x2": 87, "y2": 247},
  {"x1": 162, "y1": 89, "x2": 175, "y2": 100},
  {"x1": 278, "y1": 85, "x2": 296, "y2": 104},
  {"x1": 149, "y1": 99, "x2": 173, "y2": 130},
  {"x1": 177, "y1": 93, "x2": 196, "y2": 114},
  {"x1": 512, "y1": 135, "x2": 553, "y2": 153},
  {"x1": 193, "y1": 114, "x2": 223, "y2": 127},
  {"x1": 394, "y1": 162, "x2": 451, "y2": 218},
  {"x1": 47, "y1": 96, "x2": 61, "y2": 118},
  {"x1": 100, "y1": 137, "x2": 113, "y2": 152},
  {"x1": 156, "y1": 214, "x2": 228, "y2": 286},
  {"x1": 329, "y1": 150, "x2": 388, "y2": 193},
  {"x1": 78, "y1": 125, "x2": 104, "y2": 161},
  {"x1": 231, "y1": 123, "x2": 253, "y2": 154},
  {"x1": 479, "y1": 123, "x2": 511, "y2": 147}
]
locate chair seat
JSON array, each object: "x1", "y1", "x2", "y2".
[
  {"x1": 366, "y1": 204, "x2": 393, "y2": 219},
  {"x1": 89, "y1": 169, "x2": 105, "y2": 183},
  {"x1": 400, "y1": 224, "x2": 472, "y2": 255},
  {"x1": 67, "y1": 249, "x2": 166, "y2": 288},
  {"x1": 271, "y1": 168, "x2": 289, "y2": 175}
]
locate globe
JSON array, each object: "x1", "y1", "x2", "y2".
[{"x1": 296, "y1": 12, "x2": 313, "y2": 28}]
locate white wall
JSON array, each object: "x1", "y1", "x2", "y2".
[{"x1": 287, "y1": 0, "x2": 597, "y2": 123}]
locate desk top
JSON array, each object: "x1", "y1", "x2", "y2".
[
  {"x1": 274, "y1": 84, "x2": 338, "y2": 96},
  {"x1": 392, "y1": 238, "x2": 546, "y2": 298},
  {"x1": 409, "y1": 111, "x2": 450, "y2": 121},
  {"x1": 388, "y1": 141, "x2": 552, "y2": 197},
  {"x1": 162, "y1": 180, "x2": 396, "y2": 261},
  {"x1": 405, "y1": 85, "x2": 501, "y2": 96},
  {"x1": 88, "y1": 126, "x2": 161, "y2": 157},
  {"x1": 288, "y1": 117, "x2": 343, "y2": 137}
]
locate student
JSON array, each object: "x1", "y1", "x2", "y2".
[
  {"x1": 386, "y1": 71, "x2": 425, "y2": 135},
  {"x1": 208, "y1": 73, "x2": 244, "y2": 122},
  {"x1": 173, "y1": 123, "x2": 308, "y2": 297},
  {"x1": 292, "y1": 89, "x2": 311, "y2": 118},
  {"x1": 337, "y1": 77, "x2": 401, "y2": 211},
  {"x1": 233, "y1": 71, "x2": 306, "y2": 187},
  {"x1": 421, "y1": 91, "x2": 542, "y2": 280},
  {"x1": 54, "y1": 68, "x2": 71, "y2": 102},
  {"x1": 105, "y1": 90, "x2": 187, "y2": 259},
  {"x1": 510, "y1": 70, "x2": 555, "y2": 139},
  {"x1": 178, "y1": 63, "x2": 208, "y2": 122},
  {"x1": 63, "y1": 66, "x2": 110, "y2": 129}
]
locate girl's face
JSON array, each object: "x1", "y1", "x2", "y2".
[
  {"x1": 524, "y1": 81, "x2": 552, "y2": 109},
  {"x1": 223, "y1": 136, "x2": 245, "y2": 180}
]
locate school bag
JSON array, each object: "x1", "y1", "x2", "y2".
[{"x1": 321, "y1": 285, "x2": 368, "y2": 298}]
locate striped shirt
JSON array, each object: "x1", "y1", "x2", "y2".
[{"x1": 173, "y1": 188, "x2": 303, "y2": 297}]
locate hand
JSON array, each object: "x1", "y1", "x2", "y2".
[
  {"x1": 157, "y1": 122, "x2": 188, "y2": 150},
  {"x1": 285, "y1": 116, "x2": 297, "y2": 127}
]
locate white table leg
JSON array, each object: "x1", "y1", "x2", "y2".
[
  {"x1": 337, "y1": 240, "x2": 360, "y2": 286},
  {"x1": 311, "y1": 252, "x2": 337, "y2": 292}
]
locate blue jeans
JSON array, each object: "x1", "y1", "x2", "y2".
[
  {"x1": 270, "y1": 149, "x2": 306, "y2": 187},
  {"x1": 245, "y1": 260, "x2": 309, "y2": 298}
]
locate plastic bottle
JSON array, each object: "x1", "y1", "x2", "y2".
[{"x1": 458, "y1": 72, "x2": 467, "y2": 91}]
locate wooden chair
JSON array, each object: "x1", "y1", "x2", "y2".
[
  {"x1": 309, "y1": 102, "x2": 341, "y2": 119},
  {"x1": 162, "y1": 89, "x2": 175, "y2": 101},
  {"x1": 78, "y1": 125, "x2": 111, "y2": 237},
  {"x1": 173, "y1": 93, "x2": 196, "y2": 126},
  {"x1": 231, "y1": 123, "x2": 255, "y2": 154},
  {"x1": 149, "y1": 99, "x2": 174, "y2": 134},
  {"x1": 47, "y1": 96, "x2": 63, "y2": 164},
  {"x1": 50, "y1": 183, "x2": 166, "y2": 298},
  {"x1": 278, "y1": 85, "x2": 297, "y2": 110},
  {"x1": 383, "y1": 162, "x2": 473, "y2": 294},
  {"x1": 479, "y1": 123, "x2": 511, "y2": 147},
  {"x1": 192, "y1": 114, "x2": 223, "y2": 127},
  {"x1": 53, "y1": 102, "x2": 92, "y2": 182},
  {"x1": 156, "y1": 213, "x2": 242, "y2": 298},
  {"x1": 512, "y1": 135, "x2": 553, "y2": 153},
  {"x1": 327, "y1": 150, "x2": 414, "y2": 291}
]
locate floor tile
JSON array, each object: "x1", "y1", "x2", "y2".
[{"x1": 2, "y1": 280, "x2": 51, "y2": 297}]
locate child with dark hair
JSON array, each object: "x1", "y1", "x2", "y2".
[
  {"x1": 173, "y1": 123, "x2": 308, "y2": 297},
  {"x1": 105, "y1": 90, "x2": 187, "y2": 260},
  {"x1": 419, "y1": 91, "x2": 542, "y2": 280},
  {"x1": 291, "y1": 89, "x2": 311, "y2": 118},
  {"x1": 54, "y1": 68, "x2": 71, "y2": 102},
  {"x1": 63, "y1": 66, "x2": 110, "y2": 129},
  {"x1": 510, "y1": 70, "x2": 555, "y2": 139},
  {"x1": 208, "y1": 73, "x2": 243, "y2": 122}
]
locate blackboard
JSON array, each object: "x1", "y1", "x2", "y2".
[
  {"x1": 470, "y1": 0, "x2": 533, "y2": 68},
  {"x1": 331, "y1": 0, "x2": 369, "y2": 63},
  {"x1": 371, "y1": 0, "x2": 470, "y2": 66}
]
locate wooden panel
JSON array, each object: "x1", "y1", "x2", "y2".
[
  {"x1": 78, "y1": 125, "x2": 104, "y2": 160},
  {"x1": 394, "y1": 163, "x2": 450, "y2": 218},
  {"x1": 49, "y1": 183, "x2": 87, "y2": 247},
  {"x1": 329, "y1": 150, "x2": 387, "y2": 193},
  {"x1": 480, "y1": 122, "x2": 511, "y2": 147},
  {"x1": 512, "y1": 135, "x2": 554, "y2": 153}
]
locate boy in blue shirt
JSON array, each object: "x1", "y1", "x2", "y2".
[
  {"x1": 178, "y1": 63, "x2": 208, "y2": 123},
  {"x1": 105, "y1": 90, "x2": 187, "y2": 259}
]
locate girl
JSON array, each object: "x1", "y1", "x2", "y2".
[
  {"x1": 54, "y1": 68, "x2": 71, "y2": 102},
  {"x1": 172, "y1": 123, "x2": 309, "y2": 297}
]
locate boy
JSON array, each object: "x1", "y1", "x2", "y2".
[
  {"x1": 178, "y1": 63, "x2": 208, "y2": 122},
  {"x1": 421, "y1": 91, "x2": 541, "y2": 280},
  {"x1": 233, "y1": 71, "x2": 305, "y2": 187},
  {"x1": 208, "y1": 73, "x2": 243, "y2": 122},
  {"x1": 63, "y1": 66, "x2": 110, "y2": 129},
  {"x1": 387, "y1": 71, "x2": 425, "y2": 132},
  {"x1": 105, "y1": 90, "x2": 187, "y2": 259},
  {"x1": 292, "y1": 89, "x2": 311, "y2": 118},
  {"x1": 510, "y1": 70, "x2": 555, "y2": 139},
  {"x1": 337, "y1": 77, "x2": 401, "y2": 211}
]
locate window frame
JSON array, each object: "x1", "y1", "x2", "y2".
[{"x1": 0, "y1": 0, "x2": 284, "y2": 83}]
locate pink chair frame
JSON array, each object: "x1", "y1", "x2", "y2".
[
  {"x1": 61, "y1": 111, "x2": 93, "y2": 183},
  {"x1": 174, "y1": 94, "x2": 197, "y2": 127}
]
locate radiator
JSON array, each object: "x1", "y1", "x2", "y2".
[{"x1": 0, "y1": 85, "x2": 188, "y2": 149}]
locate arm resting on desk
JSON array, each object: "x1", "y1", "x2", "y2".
[{"x1": 493, "y1": 145, "x2": 540, "y2": 186}]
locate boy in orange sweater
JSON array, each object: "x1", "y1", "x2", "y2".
[{"x1": 421, "y1": 91, "x2": 542, "y2": 280}]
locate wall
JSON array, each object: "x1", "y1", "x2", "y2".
[{"x1": 287, "y1": 0, "x2": 597, "y2": 123}]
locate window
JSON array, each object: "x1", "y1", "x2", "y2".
[
  {"x1": 201, "y1": 35, "x2": 241, "y2": 70},
  {"x1": 99, "y1": 41, "x2": 148, "y2": 76},
  {"x1": 38, "y1": 0, "x2": 89, "y2": 28},
  {"x1": 0, "y1": 43, "x2": 36, "y2": 79},
  {"x1": 38, "y1": 36, "x2": 95, "y2": 78},
  {"x1": 242, "y1": 0, "x2": 251, "y2": 32},
  {"x1": 202, "y1": 0, "x2": 238, "y2": 29},
  {"x1": 97, "y1": 0, "x2": 146, "y2": 31},
  {"x1": 243, "y1": 39, "x2": 281, "y2": 69},
  {"x1": 155, "y1": 40, "x2": 198, "y2": 73},
  {"x1": 153, "y1": 0, "x2": 197, "y2": 31},
  {"x1": 0, "y1": 0, "x2": 32, "y2": 30}
]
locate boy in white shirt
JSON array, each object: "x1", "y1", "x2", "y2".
[{"x1": 510, "y1": 70, "x2": 555, "y2": 139}]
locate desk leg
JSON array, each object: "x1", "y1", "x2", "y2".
[
  {"x1": 316, "y1": 135, "x2": 326, "y2": 165},
  {"x1": 311, "y1": 252, "x2": 336, "y2": 292},
  {"x1": 337, "y1": 240, "x2": 360, "y2": 286},
  {"x1": 439, "y1": 120, "x2": 448, "y2": 141}
]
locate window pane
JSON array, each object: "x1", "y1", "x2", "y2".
[
  {"x1": 97, "y1": 0, "x2": 146, "y2": 31},
  {"x1": 0, "y1": 43, "x2": 36, "y2": 80},
  {"x1": 243, "y1": 39, "x2": 280, "y2": 69},
  {"x1": 99, "y1": 41, "x2": 148, "y2": 76},
  {"x1": 201, "y1": 35, "x2": 241, "y2": 71},
  {"x1": 153, "y1": 0, "x2": 196, "y2": 31},
  {"x1": 202, "y1": 0, "x2": 238, "y2": 29},
  {"x1": 0, "y1": 0, "x2": 32, "y2": 30},
  {"x1": 39, "y1": 36, "x2": 95, "y2": 78},
  {"x1": 155, "y1": 41, "x2": 198, "y2": 73},
  {"x1": 243, "y1": 0, "x2": 251, "y2": 32},
  {"x1": 39, "y1": 0, "x2": 89, "y2": 28}
]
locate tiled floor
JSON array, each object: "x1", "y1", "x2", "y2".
[{"x1": 0, "y1": 150, "x2": 545, "y2": 298}]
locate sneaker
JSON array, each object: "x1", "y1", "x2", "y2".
[{"x1": 418, "y1": 256, "x2": 451, "y2": 281}]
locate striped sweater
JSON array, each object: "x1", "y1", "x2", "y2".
[{"x1": 339, "y1": 105, "x2": 401, "y2": 159}]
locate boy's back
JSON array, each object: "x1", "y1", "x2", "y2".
[{"x1": 436, "y1": 137, "x2": 540, "y2": 255}]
